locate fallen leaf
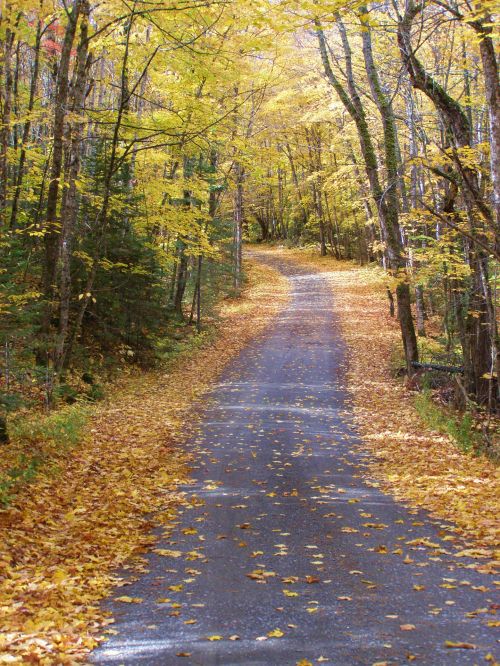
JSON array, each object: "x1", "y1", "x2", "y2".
[
  {"x1": 154, "y1": 549, "x2": 182, "y2": 558},
  {"x1": 267, "y1": 628, "x2": 284, "y2": 638},
  {"x1": 445, "y1": 641, "x2": 476, "y2": 649}
]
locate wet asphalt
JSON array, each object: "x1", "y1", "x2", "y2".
[{"x1": 91, "y1": 253, "x2": 499, "y2": 666}]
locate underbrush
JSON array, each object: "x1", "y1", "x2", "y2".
[
  {"x1": 414, "y1": 388, "x2": 478, "y2": 453},
  {"x1": 155, "y1": 324, "x2": 215, "y2": 365},
  {"x1": 0, "y1": 404, "x2": 90, "y2": 506},
  {"x1": 0, "y1": 265, "x2": 253, "y2": 508}
]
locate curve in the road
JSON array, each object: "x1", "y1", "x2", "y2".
[{"x1": 91, "y1": 253, "x2": 498, "y2": 666}]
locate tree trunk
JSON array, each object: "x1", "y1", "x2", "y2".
[
  {"x1": 233, "y1": 162, "x2": 244, "y2": 289},
  {"x1": 415, "y1": 285, "x2": 426, "y2": 337},
  {"x1": 174, "y1": 246, "x2": 188, "y2": 316},
  {"x1": 41, "y1": 0, "x2": 81, "y2": 339},
  {"x1": 316, "y1": 15, "x2": 418, "y2": 371},
  {"x1": 0, "y1": 11, "x2": 18, "y2": 224},
  {"x1": 10, "y1": 15, "x2": 42, "y2": 229},
  {"x1": 479, "y1": 34, "x2": 500, "y2": 237},
  {"x1": 54, "y1": 0, "x2": 90, "y2": 375},
  {"x1": 398, "y1": 0, "x2": 498, "y2": 406}
]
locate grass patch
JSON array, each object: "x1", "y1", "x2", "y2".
[
  {"x1": 414, "y1": 388, "x2": 477, "y2": 453},
  {"x1": 156, "y1": 327, "x2": 215, "y2": 365},
  {"x1": 0, "y1": 403, "x2": 90, "y2": 506}
]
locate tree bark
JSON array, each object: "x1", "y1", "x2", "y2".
[
  {"x1": 54, "y1": 0, "x2": 90, "y2": 375},
  {"x1": 41, "y1": 0, "x2": 81, "y2": 339},
  {"x1": 233, "y1": 161, "x2": 244, "y2": 289},
  {"x1": 397, "y1": 0, "x2": 498, "y2": 406},
  {"x1": 316, "y1": 16, "x2": 418, "y2": 371}
]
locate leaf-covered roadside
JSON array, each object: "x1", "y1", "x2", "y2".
[
  {"x1": 0, "y1": 260, "x2": 289, "y2": 665},
  {"x1": 261, "y1": 247, "x2": 499, "y2": 566}
]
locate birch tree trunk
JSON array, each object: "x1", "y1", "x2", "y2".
[{"x1": 316, "y1": 16, "x2": 418, "y2": 372}]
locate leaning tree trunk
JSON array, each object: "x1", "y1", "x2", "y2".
[
  {"x1": 315, "y1": 16, "x2": 418, "y2": 372},
  {"x1": 359, "y1": 6, "x2": 418, "y2": 368},
  {"x1": 398, "y1": 0, "x2": 498, "y2": 406}
]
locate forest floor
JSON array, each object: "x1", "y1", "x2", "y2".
[
  {"x1": 89, "y1": 248, "x2": 498, "y2": 665},
  {"x1": 1, "y1": 248, "x2": 498, "y2": 665},
  {"x1": 0, "y1": 260, "x2": 289, "y2": 664}
]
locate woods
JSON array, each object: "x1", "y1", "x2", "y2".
[
  {"x1": 0, "y1": 0, "x2": 498, "y2": 410},
  {"x1": 0, "y1": 2, "x2": 499, "y2": 663},
  {"x1": 0, "y1": 0, "x2": 266, "y2": 410}
]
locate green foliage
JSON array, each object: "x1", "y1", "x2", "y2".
[
  {"x1": 8, "y1": 404, "x2": 89, "y2": 450},
  {"x1": 0, "y1": 455, "x2": 43, "y2": 507},
  {"x1": 0, "y1": 392, "x2": 28, "y2": 412},
  {"x1": 0, "y1": 405, "x2": 90, "y2": 506},
  {"x1": 414, "y1": 389, "x2": 477, "y2": 453},
  {"x1": 86, "y1": 383, "x2": 105, "y2": 402}
]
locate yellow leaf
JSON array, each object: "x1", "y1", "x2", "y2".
[
  {"x1": 154, "y1": 549, "x2": 182, "y2": 558},
  {"x1": 115, "y1": 596, "x2": 143, "y2": 603},
  {"x1": 445, "y1": 641, "x2": 476, "y2": 649},
  {"x1": 267, "y1": 628, "x2": 284, "y2": 638},
  {"x1": 207, "y1": 635, "x2": 223, "y2": 641},
  {"x1": 52, "y1": 569, "x2": 68, "y2": 584}
]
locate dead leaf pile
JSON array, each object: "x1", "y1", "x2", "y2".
[{"x1": 0, "y1": 260, "x2": 289, "y2": 664}]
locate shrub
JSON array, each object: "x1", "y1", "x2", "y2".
[
  {"x1": 0, "y1": 404, "x2": 90, "y2": 505},
  {"x1": 414, "y1": 389, "x2": 477, "y2": 453}
]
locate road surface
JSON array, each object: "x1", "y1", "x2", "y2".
[{"x1": 91, "y1": 253, "x2": 498, "y2": 665}]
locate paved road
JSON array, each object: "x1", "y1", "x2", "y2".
[{"x1": 92, "y1": 254, "x2": 498, "y2": 665}]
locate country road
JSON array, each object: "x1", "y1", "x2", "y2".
[{"x1": 91, "y1": 253, "x2": 498, "y2": 666}]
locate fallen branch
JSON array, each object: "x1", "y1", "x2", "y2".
[{"x1": 411, "y1": 361, "x2": 463, "y2": 374}]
